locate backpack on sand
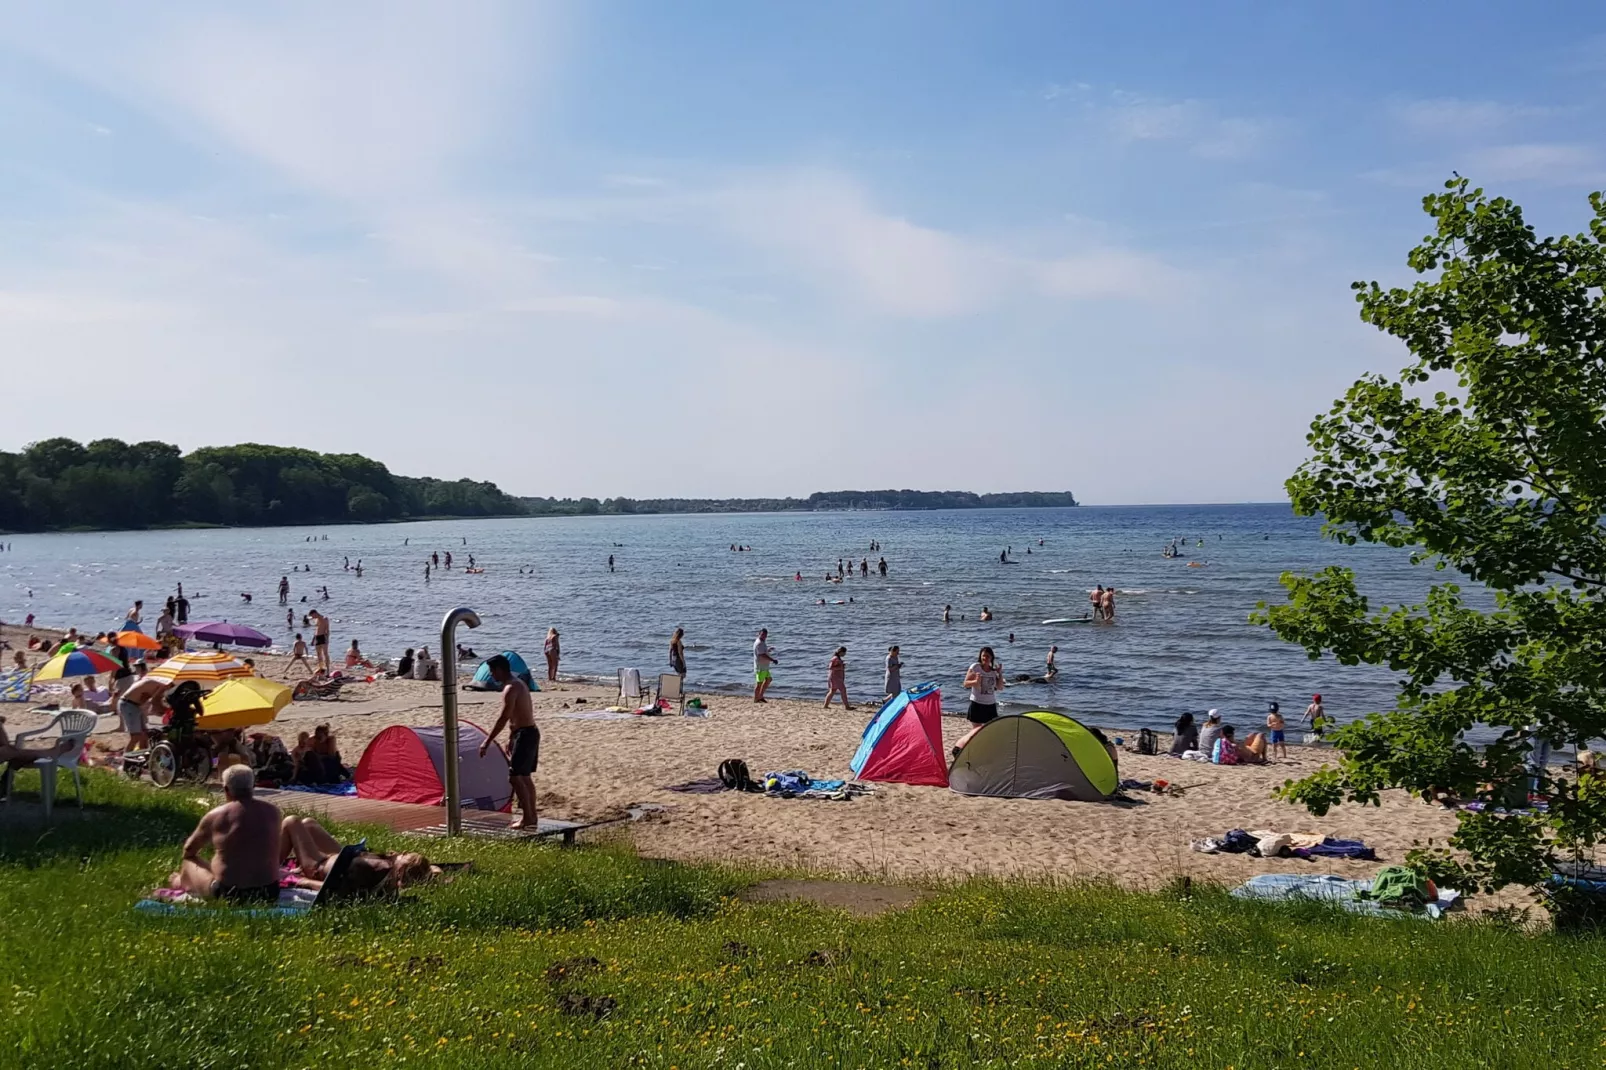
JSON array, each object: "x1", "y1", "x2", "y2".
[
  {"x1": 718, "y1": 759, "x2": 756, "y2": 792},
  {"x1": 1136, "y1": 728, "x2": 1158, "y2": 756}
]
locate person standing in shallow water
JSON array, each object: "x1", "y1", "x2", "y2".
[
  {"x1": 824, "y1": 647, "x2": 852, "y2": 710},
  {"x1": 884, "y1": 645, "x2": 903, "y2": 699},
  {"x1": 543, "y1": 628, "x2": 560, "y2": 682},
  {"x1": 669, "y1": 628, "x2": 687, "y2": 678},
  {"x1": 752, "y1": 629, "x2": 777, "y2": 703}
]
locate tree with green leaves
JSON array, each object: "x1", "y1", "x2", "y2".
[{"x1": 1255, "y1": 177, "x2": 1606, "y2": 897}]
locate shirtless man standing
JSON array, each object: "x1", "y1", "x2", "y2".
[
  {"x1": 118, "y1": 674, "x2": 168, "y2": 751},
  {"x1": 1090, "y1": 585, "x2": 1105, "y2": 621},
  {"x1": 309, "y1": 610, "x2": 331, "y2": 672},
  {"x1": 171, "y1": 765, "x2": 282, "y2": 902},
  {"x1": 479, "y1": 654, "x2": 538, "y2": 829}
]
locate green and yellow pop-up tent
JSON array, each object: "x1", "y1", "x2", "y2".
[{"x1": 948, "y1": 710, "x2": 1118, "y2": 801}]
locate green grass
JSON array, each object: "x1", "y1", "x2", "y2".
[{"x1": 4, "y1": 772, "x2": 1606, "y2": 1069}]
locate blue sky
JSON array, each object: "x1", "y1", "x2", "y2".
[{"x1": 2, "y1": 2, "x2": 1603, "y2": 503}]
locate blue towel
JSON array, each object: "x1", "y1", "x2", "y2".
[
  {"x1": 1231, "y1": 873, "x2": 1459, "y2": 919},
  {"x1": 135, "y1": 899, "x2": 312, "y2": 919},
  {"x1": 280, "y1": 780, "x2": 357, "y2": 796},
  {"x1": 1293, "y1": 837, "x2": 1376, "y2": 860},
  {"x1": 0, "y1": 670, "x2": 30, "y2": 704}
]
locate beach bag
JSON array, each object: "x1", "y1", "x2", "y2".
[
  {"x1": 718, "y1": 759, "x2": 755, "y2": 792},
  {"x1": 1136, "y1": 728, "x2": 1157, "y2": 756}
]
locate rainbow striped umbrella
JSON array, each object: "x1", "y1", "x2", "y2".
[
  {"x1": 146, "y1": 649, "x2": 253, "y2": 685},
  {"x1": 34, "y1": 648, "x2": 122, "y2": 680}
]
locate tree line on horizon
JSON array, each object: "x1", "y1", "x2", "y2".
[
  {"x1": 0, "y1": 436, "x2": 1081, "y2": 532},
  {"x1": 518, "y1": 489, "x2": 1081, "y2": 515},
  {"x1": 0, "y1": 438, "x2": 523, "y2": 532}
]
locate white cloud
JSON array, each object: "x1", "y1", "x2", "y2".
[
  {"x1": 714, "y1": 171, "x2": 995, "y2": 317},
  {"x1": 1035, "y1": 249, "x2": 1183, "y2": 300},
  {"x1": 714, "y1": 170, "x2": 1181, "y2": 316},
  {"x1": 1098, "y1": 91, "x2": 1272, "y2": 159},
  {"x1": 1388, "y1": 97, "x2": 1556, "y2": 137},
  {"x1": 1465, "y1": 142, "x2": 1606, "y2": 184}
]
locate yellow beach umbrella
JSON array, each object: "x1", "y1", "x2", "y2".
[
  {"x1": 147, "y1": 649, "x2": 252, "y2": 685},
  {"x1": 198, "y1": 677, "x2": 292, "y2": 730}
]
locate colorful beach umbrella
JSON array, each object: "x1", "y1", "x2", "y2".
[
  {"x1": 146, "y1": 649, "x2": 253, "y2": 685},
  {"x1": 112, "y1": 630, "x2": 161, "y2": 651},
  {"x1": 172, "y1": 621, "x2": 273, "y2": 649},
  {"x1": 34, "y1": 648, "x2": 121, "y2": 681},
  {"x1": 198, "y1": 677, "x2": 292, "y2": 730}
]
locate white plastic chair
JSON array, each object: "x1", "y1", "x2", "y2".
[
  {"x1": 9, "y1": 710, "x2": 96, "y2": 818},
  {"x1": 617, "y1": 668, "x2": 645, "y2": 706},
  {"x1": 656, "y1": 673, "x2": 685, "y2": 713}
]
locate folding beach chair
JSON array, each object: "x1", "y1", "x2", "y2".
[
  {"x1": 617, "y1": 668, "x2": 645, "y2": 707},
  {"x1": 656, "y1": 673, "x2": 685, "y2": 714}
]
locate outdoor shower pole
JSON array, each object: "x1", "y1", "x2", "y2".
[{"x1": 439, "y1": 606, "x2": 481, "y2": 837}]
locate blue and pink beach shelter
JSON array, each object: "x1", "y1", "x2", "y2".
[{"x1": 850, "y1": 683, "x2": 949, "y2": 787}]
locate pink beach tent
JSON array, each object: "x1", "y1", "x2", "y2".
[
  {"x1": 849, "y1": 683, "x2": 949, "y2": 787},
  {"x1": 355, "y1": 721, "x2": 512, "y2": 812}
]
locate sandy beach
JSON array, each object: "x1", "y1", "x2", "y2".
[{"x1": 3, "y1": 620, "x2": 1494, "y2": 901}]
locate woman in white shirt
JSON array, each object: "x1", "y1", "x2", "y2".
[{"x1": 962, "y1": 646, "x2": 1004, "y2": 724}]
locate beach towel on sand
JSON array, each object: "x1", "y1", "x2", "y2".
[
  {"x1": 0, "y1": 670, "x2": 30, "y2": 703},
  {"x1": 1231, "y1": 873, "x2": 1460, "y2": 919}
]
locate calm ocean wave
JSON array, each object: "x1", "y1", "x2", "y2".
[{"x1": 0, "y1": 504, "x2": 1487, "y2": 731}]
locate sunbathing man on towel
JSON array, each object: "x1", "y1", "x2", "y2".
[
  {"x1": 171, "y1": 765, "x2": 282, "y2": 903},
  {"x1": 279, "y1": 815, "x2": 439, "y2": 894}
]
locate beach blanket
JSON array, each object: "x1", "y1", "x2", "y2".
[
  {"x1": 1292, "y1": 837, "x2": 1376, "y2": 861},
  {"x1": 280, "y1": 780, "x2": 357, "y2": 797},
  {"x1": 0, "y1": 670, "x2": 31, "y2": 703},
  {"x1": 135, "y1": 886, "x2": 319, "y2": 918},
  {"x1": 1194, "y1": 830, "x2": 1375, "y2": 860},
  {"x1": 555, "y1": 710, "x2": 640, "y2": 721},
  {"x1": 1231, "y1": 873, "x2": 1461, "y2": 919},
  {"x1": 759, "y1": 771, "x2": 873, "y2": 800},
  {"x1": 665, "y1": 777, "x2": 728, "y2": 794},
  {"x1": 1459, "y1": 800, "x2": 1550, "y2": 814}
]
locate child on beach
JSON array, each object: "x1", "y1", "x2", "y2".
[
  {"x1": 825, "y1": 646, "x2": 852, "y2": 710},
  {"x1": 1211, "y1": 725, "x2": 1242, "y2": 765},
  {"x1": 1301, "y1": 694, "x2": 1328, "y2": 738},
  {"x1": 1266, "y1": 702, "x2": 1287, "y2": 758}
]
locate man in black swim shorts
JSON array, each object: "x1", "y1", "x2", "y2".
[
  {"x1": 172, "y1": 765, "x2": 282, "y2": 903},
  {"x1": 479, "y1": 654, "x2": 538, "y2": 829}
]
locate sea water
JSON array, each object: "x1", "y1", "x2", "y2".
[{"x1": 0, "y1": 504, "x2": 1482, "y2": 730}]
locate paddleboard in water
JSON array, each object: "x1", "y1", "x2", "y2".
[{"x1": 1042, "y1": 617, "x2": 1094, "y2": 625}]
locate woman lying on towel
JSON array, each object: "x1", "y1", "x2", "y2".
[{"x1": 279, "y1": 815, "x2": 442, "y2": 895}]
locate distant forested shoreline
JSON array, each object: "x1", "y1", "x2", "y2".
[
  {"x1": 0, "y1": 438, "x2": 1077, "y2": 532},
  {"x1": 518, "y1": 489, "x2": 1080, "y2": 516},
  {"x1": 0, "y1": 439, "x2": 523, "y2": 533}
]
